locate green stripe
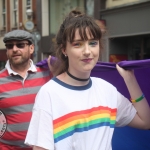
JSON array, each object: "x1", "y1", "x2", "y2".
[{"x1": 54, "y1": 117, "x2": 116, "y2": 139}]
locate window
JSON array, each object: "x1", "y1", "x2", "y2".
[
  {"x1": 2, "y1": 0, "x2": 6, "y2": 28},
  {"x1": 86, "y1": 0, "x2": 94, "y2": 17},
  {"x1": 13, "y1": 0, "x2": 18, "y2": 27},
  {"x1": 26, "y1": 0, "x2": 32, "y2": 10},
  {"x1": 0, "y1": 0, "x2": 6, "y2": 35},
  {"x1": 49, "y1": 0, "x2": 84, "y2": 35},
  {"x1": 25, "y1": 0, "x2": 32, "y2": 20},
  {"x1": 144, "y1": 37, "x2": 150, "y2": 59}
]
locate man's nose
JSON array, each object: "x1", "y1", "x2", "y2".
[{"x1": 12, "y1": 44, "x2": 18, "y2": 51}]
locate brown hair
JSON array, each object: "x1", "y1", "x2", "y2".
[{"x1": 53, "y1": 10, "x2": 102, "y2": 76}]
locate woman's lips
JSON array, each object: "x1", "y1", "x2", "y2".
[{"x1": 82, "y1": 58, "x2": 92, "y2": 63}]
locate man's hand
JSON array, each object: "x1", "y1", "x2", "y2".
[{"x1": 47, "y1": 55, "x2": 54, "y2": 73}]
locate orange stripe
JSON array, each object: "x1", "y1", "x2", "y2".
[
  {"x1": 54, "y1": 106, "x2": 116, "y2": 124},
  {"x1": 54, "y1": 109, "x2": 114, "y2": 128}
]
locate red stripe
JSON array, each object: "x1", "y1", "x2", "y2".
[
  {"x1": 6, "y1": 112, "x2": 32, "y2": 124},
  {"x1": 0, "y1": 142, "x2": 32, "y2": 150},
  {"x1": 53, "y1": 106, "x2": 116, "y2": 124},
  {"x1": 24, "y1": 76, "x2": 50, "y2": 87},
  {"x1": 36, "y1": 67, "x2": 48, "y2": 72},
  {"x1": 0, "y1": 94, "x2": 36, "y2": 108},
  {"x1": 0, "y1": 76, "x2": 50, "y2": 92},
  {"x1": 0, "y1": 69, "x2": 9, "y2": 77},
  {"x1": 0, "y1": 67, "x2": 50, "y2": 77},
  {"x1": 0, "y1": 81, "x2": 22, "y2": 92},
  {"x1": 2, "y1": 131, "x2": 27, "y2": 141}
]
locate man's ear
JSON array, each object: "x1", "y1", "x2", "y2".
[{"x1": 30, "y1": 44, "x2": 34, "y2": 54}]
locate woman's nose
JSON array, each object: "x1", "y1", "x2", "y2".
[{"x1": 83, "y1": 43, "x2": 90, "y2": 55}]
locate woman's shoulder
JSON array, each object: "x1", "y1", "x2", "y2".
[
  {"x1": 39, "y1": 77, "x2": 58, "y2": 91},
  {"x1": 91, "y1": 77, "x2": 116, "y2": 89},
  {"x1": 90, "y1": 76, "x2": 109, "y2": 83}
]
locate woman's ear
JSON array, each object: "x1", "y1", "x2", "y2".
[
  {"x1": 62, "y1": 49, "x2": 65, "y2": 55},
  {"x1": 62, "y1": 49, "x2": 67, "y2": 57}
]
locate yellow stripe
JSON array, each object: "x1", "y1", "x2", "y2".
[{"x1": 54, "y1": 113, "x2": 116, "y2": 134}]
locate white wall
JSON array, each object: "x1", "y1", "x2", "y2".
[
  {"x1": 0, "y1": 0, "x2": 2, "y2": 30},
  {"x1": 41, "y1": 0, "x2": 49, "y2": 36},
  {"x1": 106, "y1": 0, "x2": 140, "y2": 8},
  {"x1": 0, "y1": 0, "x2": 5, "y2": 49},
  {"x1": 0, "y1": 37, "x2": 5, "y2": 49}
]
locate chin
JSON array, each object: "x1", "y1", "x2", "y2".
[
  {"x1": 83, "y1": 66, "x2": 94, "y2": 72},
  {"x1": 11, "y1": 60, "x2": 23, "y2": 65}
]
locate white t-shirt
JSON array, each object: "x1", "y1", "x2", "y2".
[{"x1": 25, "y1": 77, "x2": 136, "y2": 150}]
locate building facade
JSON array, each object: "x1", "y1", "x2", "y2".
[
  {"x1": 1, "y1": 0, "x2": 148, "y2": 70},
  {"x1": 37, "y1": 0, "x2": 106, "y2": 61},
  {"x1": 0, "y1": 0, "x2": 87, "y2": 70},
  {"x1": 36, "y1": 0, "x2": 86, "y2": 60},
  {"x1": 0, "y1": 0, "x2": 37, "y2": 70},
  {"x1": 99, "y1": 0, "x2": 150, "y2": 62}
]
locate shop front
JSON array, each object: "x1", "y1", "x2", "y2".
[
  {"x1": 100, "y1": 0, "x2": 150, "y2": 62},
  {"x1": 0, "y1": 50, "x2": 7, "y2": 70}
]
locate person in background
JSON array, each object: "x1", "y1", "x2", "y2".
[
  {"x1": 25, "y1": 10, "x2": 150, "y2": 150},
  {"x1": 0, "y1": 30, "x2": 53, "y2": 150}
]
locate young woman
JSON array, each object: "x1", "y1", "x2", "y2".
[{"x1": 25, "y1": 10, "x2": 150, "y2": 150}]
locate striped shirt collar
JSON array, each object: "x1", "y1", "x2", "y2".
[{"x1": 5, "y1": 59, "x2": 37, "y2": 76}]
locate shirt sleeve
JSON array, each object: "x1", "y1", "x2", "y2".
[
  {"x1": 25, "y1": 83, "x2": 54, "y2": 150},
  {"x1": 115, "y1": 92, "x2": 137, "y2": 127},
  {"x1": 25, "y1": 109, "x2": 54, "y2": 150}
]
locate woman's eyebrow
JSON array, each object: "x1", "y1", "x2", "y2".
[
  {"x1": 89, "y1": 38, "x2": 97, "y2": 40},
  {"x1": 72, "y1": 39, "x2": 83, "y2": 42},
  {"x1": 73, "y1": 38, "x2": 97, "y2": 42}
]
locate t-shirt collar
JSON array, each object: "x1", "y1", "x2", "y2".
[{"x1": 5, "y1": 59, "x2": 37, "y2": 76}]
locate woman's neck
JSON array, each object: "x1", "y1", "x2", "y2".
[
  {"x1": 57, "y1": 71, "x2": 90, "y2": 86},
  {"x1": 66, "y1": 70, "x2": 90, "y2": 82}
]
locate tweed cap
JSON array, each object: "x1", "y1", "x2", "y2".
[{"x1": 3, "y1": 30, "x2": 34, "y2": 44}]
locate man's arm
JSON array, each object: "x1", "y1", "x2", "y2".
[
  {"x1": 33, "y1": 146, "x2": 47, "y2": 150},
  {"x1": 47, "y1": 55, "x2": 54, "y2": 73}
]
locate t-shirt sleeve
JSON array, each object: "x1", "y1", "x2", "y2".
[
  {"x1": 115, "y1": 92, "x2": 137, "y2": 127},
  {"x1": 25, "y1": 84, "x2": 54, "y2": 150}
]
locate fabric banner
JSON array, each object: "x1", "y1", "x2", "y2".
[
  {"x1": 90, "y1": 60, "x2": 150, "y2": 150},
  {"x1": 36, "y1": 58, "x2": 150, "y2": 150}
]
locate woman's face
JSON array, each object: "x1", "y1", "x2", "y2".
[{"x1": 63, "y1": 28, "x2": 100, "y2": 76}]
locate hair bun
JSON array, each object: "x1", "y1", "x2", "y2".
[{"x1": 69, "y1": 10, "x2": 83, "y2": 17}]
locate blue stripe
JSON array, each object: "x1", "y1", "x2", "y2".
[
  {"x1": 54, "y1": 122, "x2": 115, "y2": 143},
  {"x1": 52, "y1": 77, "x2": 92, "y2": 91}
]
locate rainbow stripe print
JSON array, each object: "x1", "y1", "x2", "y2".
[{"x1": 53, "y1": 106, "x2": 117, "y2": 143}]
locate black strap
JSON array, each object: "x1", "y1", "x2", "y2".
[{"x1": 66, "y1": 70, "x2": 90, "y2": 82}]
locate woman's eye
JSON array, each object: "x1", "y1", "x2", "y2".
[
  {"x1": 72, "y1": 42, "x2": 82, "y2": 47},
  {"x1": 89, "y1": 41, "x2": 98, "y2": 47}
]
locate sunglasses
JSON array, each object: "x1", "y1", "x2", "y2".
[{"x1": 5, "y1": 43, "x2": 30, "y2": 49}]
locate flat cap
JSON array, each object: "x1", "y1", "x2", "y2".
[{"x1": 3, "y1": 29, "x2": 34, "y2": 44}]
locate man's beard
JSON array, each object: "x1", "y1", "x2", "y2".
[{"x1": 9, "y1": 55, "x2": 30, "y2": 66}]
